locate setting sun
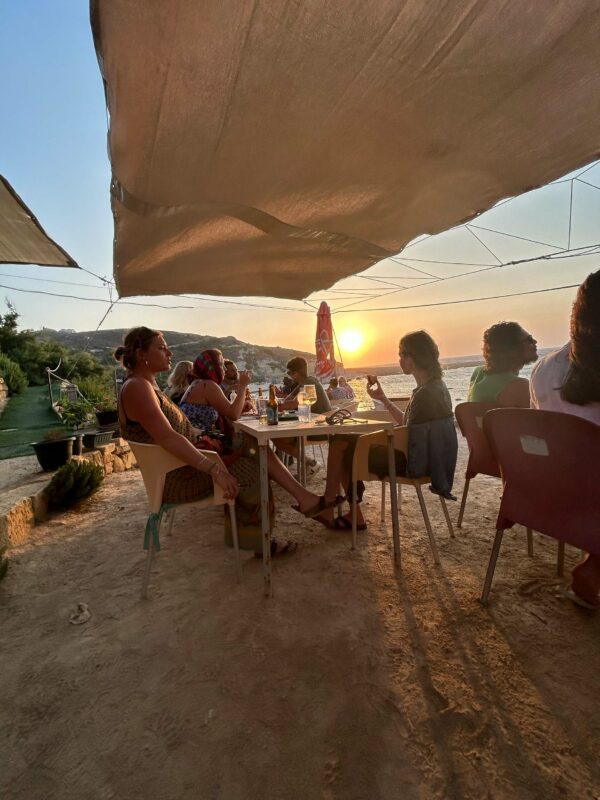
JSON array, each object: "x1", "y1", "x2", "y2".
[{"x1": 338, "y1": 328, "x2": 364, "y2": 354}]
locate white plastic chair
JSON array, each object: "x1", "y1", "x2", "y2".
[
  {"x1": 350, "y1": 426, "x2": 454, "y2": 564},
  {"x1": 128, "y1": 442, "x2": 240, "y2": 598}
]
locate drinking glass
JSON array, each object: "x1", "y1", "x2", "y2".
[
  {"x1": 297, "y1": 391, "x2": 310, "y2": 422},
  {"x1": 257, "y1": 397, "x2": 268, "y2": 426},
  {"x1": 301, "y1": 385, "x2": 317, "y2": 422}
]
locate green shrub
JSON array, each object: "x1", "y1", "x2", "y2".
[
  {"x1": 0, "y1": 353, "x2": 28, "y2": 395},
  {"x1": 60, "y1": 399, "x2": 93, "y2": 429},
  {"x1": 0, "y1": 546, "x2": 8, "y2": 582},
  {"x1": 43, "y1": 460, "x2": 104, "y2": 511},
  {"x1": 77, "y1": 375, "x2": 114, "y2": 406}
]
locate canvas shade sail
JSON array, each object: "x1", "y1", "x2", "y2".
[
  {"x1": 0, "y1": 176, "x2": 77, "y2": 268},
  {"x1": 314, "y1": 302, "x2": 336, "y2": 381},
  {"x1": 91, "y1": 1, "x2": 600, "y2": 301}
]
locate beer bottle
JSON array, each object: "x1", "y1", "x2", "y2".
[
  {"x1": 258, "y1": 386, "x2": 263, "y2": 398},
  {"x1": 267, "y1": 384, "x2": 279, "y2": 426}
]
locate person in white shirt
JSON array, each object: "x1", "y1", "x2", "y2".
[{"x1": 530, "y1": 270, "x2": 600, "y2": 609}]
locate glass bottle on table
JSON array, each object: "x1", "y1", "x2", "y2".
[{"x1": 267, "y1": 384, "x2": 279, "y2": 426}]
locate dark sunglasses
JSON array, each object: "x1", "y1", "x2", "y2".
[{"x1": 325, "y1": 409, "x2": 353, "y2": 425}]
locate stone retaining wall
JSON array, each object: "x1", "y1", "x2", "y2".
[
  {"x1": 0, "y1": 438, "x2": 137, "y2": 550},
  {"x1": 0, "y1": 376, "x2": 8, "y2": 415}
]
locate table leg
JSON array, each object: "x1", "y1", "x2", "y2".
[
  {"x1": 258, "y1": 443, "x2": 272, "y2": 597},
  {"x1": 387, "y1": 430, "x2": 401, "y2": 568},
  {"x1": 298, "y1": 436, "x2": 306, "y2": 486}
]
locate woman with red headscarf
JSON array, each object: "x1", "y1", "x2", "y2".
[{"x1": 179, "y1": 348, "x2": 321, "y2": 553}]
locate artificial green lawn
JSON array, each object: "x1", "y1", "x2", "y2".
[{"x1": 0, "y1": 386, "x2": 64, "y2": 460}]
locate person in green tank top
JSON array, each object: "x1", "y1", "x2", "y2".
[{"x1": 468, "y1": 321, "x2": 538, "y2": 407}]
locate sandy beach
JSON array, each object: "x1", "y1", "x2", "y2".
[{"x1": 1, "y1": 438, "x2": 599, "y2": 800}]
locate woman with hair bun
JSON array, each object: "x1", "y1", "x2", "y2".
[{"x1": 116, "y1": 328, "x2": 319, "y2": 555}]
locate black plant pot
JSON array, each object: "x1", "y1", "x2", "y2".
[
  {"x1": 95, "y1": 410, "x2": 119, "y2": 427},
  {"x1": 83, "y1": 430, "x2": 114, "y2": 450},
  {"x1": 31, "y1": 437, "x2": 75, "y2": 471}
]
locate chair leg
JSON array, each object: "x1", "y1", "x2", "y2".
[
  {"x1": 439, "y1": 496, "x2": 455, "y2": 538},
  {"x1": 415, "y1": 484, "x2": 440, "y2": 565},
  {"x1": 557, "y1": 540, "x2": 565, "y2": 577},
  {"x1": 318, "y1": 444, "x2": 325, "y2": 465},
  {"x1": 229, "y1": 503, "x2": 243, "y2": 581},
  {"x1": 141, "y1": 541, "x2": 155, "y2": 599},
  {"x1": 457, "y1": 477, "x2": 470, "y2": 528},
  {"x1": 165, "y1": 508, "x2": 176, "y2": 537},
  {"x1": 337, "y1": 482, "x2": 345, "y2": 518},
  {"x1": 481, "y1": 529, "x2": 505, "y2": 606},
  {"x1": 526, "y1": 528, "x2": 534, "y2": 557},
  {"x1": 380, "y1": 480, "x2": 386, "y2": 521},
  {"x1": 351, "y1": 481, "x2": 358, "y2": 550}
]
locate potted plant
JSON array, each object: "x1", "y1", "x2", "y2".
[
  {"x1": 95, "y1": 397, "x2": 119, "y2": 427},
  {"x1": 60, "y1": 399, "x2": 93, "y2": 455},
  {"x1": 31, "y1": 429, "x2": 76, "y2": 471}
]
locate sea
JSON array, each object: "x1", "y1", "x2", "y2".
[
  {"x1": 250, "y1": 348, "x2": 557, "y2": 410},
  {"x1": 345, "y1": 351, "x2": 555, "y2": 410}
]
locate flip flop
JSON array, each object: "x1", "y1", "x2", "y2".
[
  {"x1": 292, "y1": 496, "x2": 337, "y2": 519},
  {"x1": 312, "y1": 513, "x2": 345, "y2": 530},
  {"x1": 563, "y1": 586, "x2": 600, "y2": 610},
  {"x1": 340, "y1": 514, "x2": 367, "y2": 531}
]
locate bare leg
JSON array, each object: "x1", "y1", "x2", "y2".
[
  {"x1": 273, "y1": 438, "x2": 316, "y2": 468},
  {"x1": 571, "y1": 553, "x2": 600, "y2": 607},
  {"x1": 266, "y1": 448, "x2": 318, "y2": 512},
  {"x1": 320, "y1": 438, "x2": 365, "y2": 526}
]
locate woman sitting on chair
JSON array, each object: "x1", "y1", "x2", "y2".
[
  {"x1": 165, "y1": 360, "x2": 193, "y2": 405},
  {"x1": 117, "y1": 330, "x2": 319, "y2": 555},
  {"x1": 312, "y1": 330, "x2": 457, "y2": 530}
]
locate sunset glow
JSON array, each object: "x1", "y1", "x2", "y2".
[{"x1": 338, "y1": 328, "x2": 365, "y2": 354}]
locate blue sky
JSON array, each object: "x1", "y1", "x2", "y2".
[{"x1": 1, "y1": 1, "x2": 599, "y2": 364}]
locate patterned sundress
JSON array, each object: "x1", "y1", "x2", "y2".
[{"x1": 121, "y1": 387, "x2": 268, "y2": 550}]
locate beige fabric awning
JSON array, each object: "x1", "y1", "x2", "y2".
[
  {"x1": 0, "y1": 176, "x2": 77, "y2": 268},
  {"x1": 91, "y1": 1, "x2": 600, "y2": 300}
]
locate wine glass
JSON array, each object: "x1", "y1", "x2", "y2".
[{"x1": 301, "y1": 385, "x2": 317, "y2": 421}]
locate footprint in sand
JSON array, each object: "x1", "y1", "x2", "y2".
[{"x1": 322, "y1": 752, "x2": 340, "y2": 798}]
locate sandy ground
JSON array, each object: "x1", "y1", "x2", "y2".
[{"x1": 1, "y1": 439, "x2": 600, "y2": 800}]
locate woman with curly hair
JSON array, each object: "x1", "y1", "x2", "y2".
[
  {"x1": 468, "y1": 321, "x2": 538, "y2": 407},
  {"x1": 531, "y1": 270, "x2": 600, "y2": 609}
]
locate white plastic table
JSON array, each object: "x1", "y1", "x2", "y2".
[{"x1": 234, "y1": 416, "x2": 400, "y2": 596}]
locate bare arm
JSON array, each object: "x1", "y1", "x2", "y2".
[
  {"x1": 279, "y1": 385, "x2": 300, "y2": 411},
  {"x1": 121, "y1": 380, "x2": 239, "y2": 498},
  {"x1": 497, "y1": 377, "x2": 530, "y2": 408},
  {"x1": 121, "y1": 380, "x2": 214, "y2": 467},
  {"x1": 366, "y1": 379, "x2": 405, "y2": 424}
]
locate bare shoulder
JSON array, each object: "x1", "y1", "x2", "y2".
[{"x1": 121, "y1": 377, "x2": 156, "y2": 400}]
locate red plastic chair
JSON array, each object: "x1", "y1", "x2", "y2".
[
  {"x1": 481, "y1": 409, "x2": 600, "y2": 604},
  {"x1": 455, "y1": 402, "x2": 500, "y2": 528}
]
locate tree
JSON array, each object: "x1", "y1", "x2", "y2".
[{"x1": 0, "y1": 302, "x2": 109, "y2": 386}]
